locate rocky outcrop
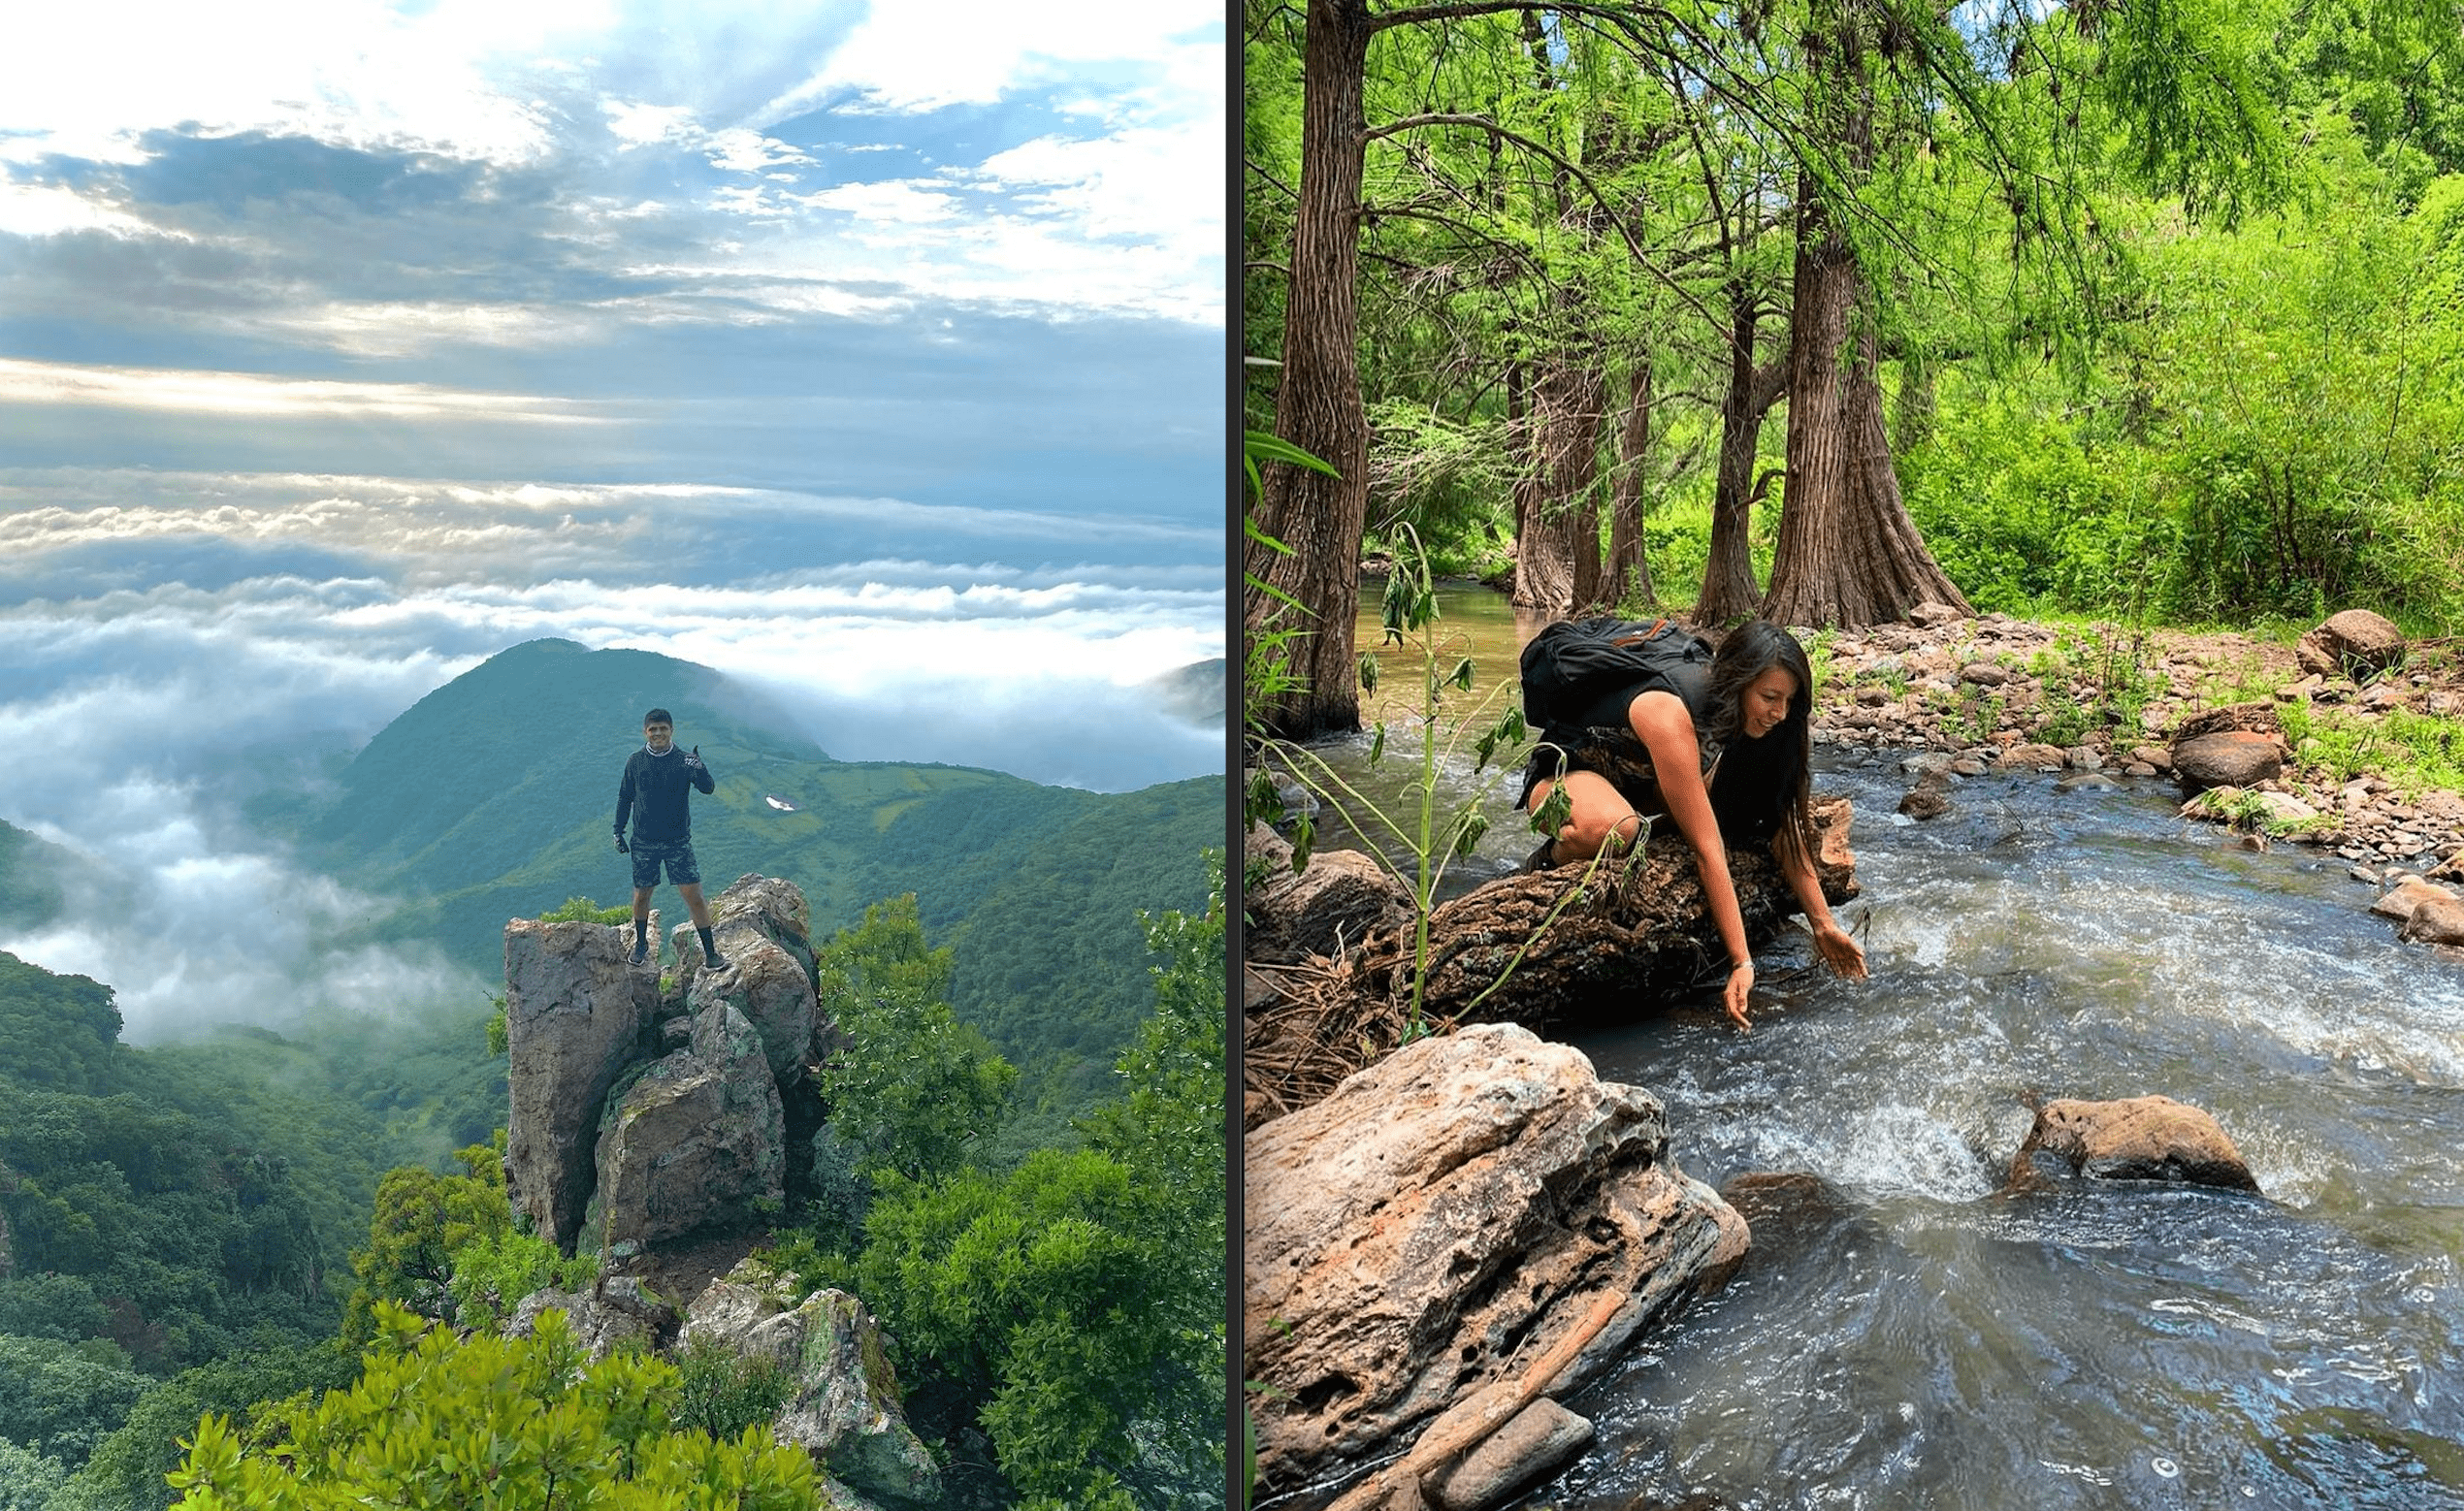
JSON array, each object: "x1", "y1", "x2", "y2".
[
  {"x1": 506, "y1": 875, "x2": 828, "y2": 1267},
  {"x1": 1245, "y1": 1024, "x2": 1747, "y2": 1497},
  {"x1": 594, "y1": 1003, "x2": 786, "y2": 1258},
  {"x1": 684, "y1": 932, "x2": 819, "y2": 1088},
  {"x1": 503, "y1": 918, "x2": 663, "y2": 1253},
  {"x1": 2171, "y1": 731, "x2": 2285, "y2": 793},
  {"x1": 681, "y1": 1256, "x2": 940, "y2": 1506},
  {"x1": 506, "y1": 1275, "x2": 681, "y2": 1360},
  {"x1": 1247, "y1": 840, "x2": 1414, "y2": 966},
  {"x1": 2296, "y1": 609, "x2": 2405, "y2": 681},
  {"x1": 2006, "y1": 1095, "x2": 2258, "y2": 1194}
]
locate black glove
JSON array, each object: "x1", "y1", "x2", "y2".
[{"x1": 615, "y1": 831, "x2": 629, "y2": 853}]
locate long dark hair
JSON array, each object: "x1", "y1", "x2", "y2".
[{"x1": 1702, "y1": 621, "x2": 1816, "y2": 868}]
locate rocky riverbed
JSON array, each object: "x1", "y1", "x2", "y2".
[{"x1": 1807, "y1": 605, "x2": 2464, "y2": 946}]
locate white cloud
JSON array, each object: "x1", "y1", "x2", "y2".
[
  {"x1": 604, "y1": 98, "x2": 702, "y2": 146},
  {"x1": 0, "y1": 179, "x2": 178, "y2": 240},
  {"x1": 801, "y1": 179, "x2": 959, "y2": 224},
  {"x1": 786, "y1": 0, "x2": 1219, "y2": 113},
  {"x1": 0, "y1": 357, "x2": 609, "y2": 423}
]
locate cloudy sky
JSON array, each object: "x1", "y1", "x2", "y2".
[{"x1": 0, "y1": 0, "x2": 1224, "y2": 1035}]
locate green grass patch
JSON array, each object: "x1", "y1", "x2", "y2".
[{"x1": 2282, "y1": 700, "x2": 2464, "y2": 796}]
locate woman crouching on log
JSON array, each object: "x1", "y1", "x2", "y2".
[{"x1": 1519, "y1": 620, "x2": 1867, "y2": 1032}]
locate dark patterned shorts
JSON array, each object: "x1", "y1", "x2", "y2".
[{"x1": 629, "y1": 838, "x2": 700, "y2": 889}]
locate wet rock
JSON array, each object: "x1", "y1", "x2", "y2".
[
  {"x1": 1428, "y1": 1398, "x2": 1596, "y2": 1511},
  {"x1": 2124, "y1": 763, "x2": 2158, "y2": 778},
  {"x1": 1245, "y1": 1024, "x2": 1747, "y2": 1494},
  {"x1": 2399, "y1": 892, "x2": 2464, "y2": 948},
  {"x1": 503, "y1": 918, "x2": 663, "y2": 1254},
  {"x1": 1898, "y1": 770, "x2": 1952, "y2": 820},
  {"x1": 682, "y1": 1258, "x2": 939, "y2": 1505},
  {"x1": 2064, "y1": 746, "x2": 2104, "y2": 771},
  {"x1": 2172, "y1": 732, "x2": 2284, "y2": 793},
  {"x1": 594, "y1": 1003, "x2": 785, "y2": 1257},
  {"x1": 1246, "y1": 847, "x2": 1414, "y2": 966},
  {"x1": 2055, "y1": 773, "x2": 2122, "y2": 794},
  {"x1": 2371, "y1": 878, "x2": 2456, "y2": 922},
  {"x1": 2007, "y1": 1095, "x2": 2258, "y2": 1194},
  {"x1": 2296, "y1": 609, "x2": 2405, "y2": 681}
]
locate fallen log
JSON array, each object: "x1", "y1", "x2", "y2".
[{"x1": 1244, "y1": 796, "x2": 1859, "y2": 1127}]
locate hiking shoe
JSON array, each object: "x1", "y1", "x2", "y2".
[
  {"x1": 705, "y1": 949, "x2": 729, "y2": 972},
  {"x1": 629, "y1": 938, "x2": 649, "y2": 967}
]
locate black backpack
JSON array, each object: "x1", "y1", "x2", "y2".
[{"x1": 1519, "y1": 617, "x2": 1714, "y2": 733}]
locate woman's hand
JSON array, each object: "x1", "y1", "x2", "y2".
[
  {"x1": 1813, "y1": 921, "x2": 1867, "y2": 980},
  {"x1": 1724, "y1": 961, "x2": 1754, "y2": 1033}
]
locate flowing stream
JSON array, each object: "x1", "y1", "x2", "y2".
[{"x1": 1289, "y1": 583, "x2": 2464, "y2": 1510}]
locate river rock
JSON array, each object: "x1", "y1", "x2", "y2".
[
  {"x1": 1908, "y1": 600, "x2": 1966, "y2": 627},
  {"x1": 2398, "y1": 892, "x2": 2464, "y2": 947},
  {"x1": 681, "y1": 1257, "x2": 939, "y2": 1505},
  {"x1": 1898, "y1": 770, "x2": 1951, "y2": 820},
  {"x1": 1428, "y1": 1398, "x2": 1596, "y2": 1511},
  {"x1": 2296, "y1": 610, "x2": 2405, "y2": 681},
  {"x1": 2171, "y1": 702, "x2": 2280, "y2": 742},
  {"x1": 593, "y1": 1002, "x2": 786, "y2": 1258},
  {"x1": 2172, "y1": 732, "x2": 2284, "y2": 793},
  {"x1": 503, "y1": 918, "x2": 663, "y2": 1254},
  {"x1": 1994, "y1": 742, "x2": 2067, "y2": 770},
  {"x1": 1246, "y1": 846, "x2": 1414, "y2": 965},
  {"x1": 2007, "y1": 1095, "x2": 2258, "y2": 1193},
  {"x1": 2370, "y1": 877, "x2": 2456, "y2": 922},
  {"x1": 1245, "y1": 1024, "x2": 1747, "y2": 1494}
]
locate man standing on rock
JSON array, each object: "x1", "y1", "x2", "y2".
[{"x1": 615, "y1": 708, "x2": 727, "y2": 971}]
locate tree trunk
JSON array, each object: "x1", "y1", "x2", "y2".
[
  {"x1": 1510, "y1": 364, "x2": 1605, "y2": 619},
  {"x1": 1760, "y1": 8, "x2": 1970, "y2": 630},
  {"x1": 1245, "y1": 0, "x2": 1375, "y2": 740},
  {"x1": 1893, "y1": 348, "x2": 1937, "y2": 455},
  {"x1": 1603, "y1": 358, "x2": 1655, "y2": 611},
  {"x1": 1698, "y1": 283, "x2": 1785, "y2": 624}
]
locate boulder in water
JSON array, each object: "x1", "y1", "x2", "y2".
[
  {"x1": 1245, "y1": 1024, "x2": 1746, "y2": 1495},
  {"x1": 1898, "y1": 770, "x2": 1951, "y2": 820},
  {"x1": 2007, "y1": 1095, "x2": 2258, "y2": 1194},
  {"x1": 2399, "y1": 891, "x2": 2464, "y2": 947},
  {"x1": 2370, "y1": 877, "x2": 2457, "y2": 922}
]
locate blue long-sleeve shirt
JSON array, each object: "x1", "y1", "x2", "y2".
[{"x1": 615, "y1": 746, "x2": 713, "y2": 844}]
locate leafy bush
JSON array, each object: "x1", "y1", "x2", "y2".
[
  {"x1": 668, "y1": 1336, "x2": 798, "y2": 1443},
  {"x1": 0, "y1": 1334, "x2": 146, "y2": 1464},
  {"x1": 443, "y1": 1226, "x2": 597, "y2": 1332},
  {"x1": 537, "y1": 896, "x2": 632, "y2": 925},
  {"x1": 167, "y1": 1303, "x2": 818, "y2": 1510},
  {"x1": 49, "y1": 1340, "x2": 358, "y2": 1511}
]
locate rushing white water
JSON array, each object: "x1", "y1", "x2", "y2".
[{"x1": 1540, "y1": 754, "x2": 2464, "y2": 1511}]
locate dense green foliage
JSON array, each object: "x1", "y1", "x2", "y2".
[
  {"x1": 168, "y1": 1304, "x2": 820, "y2": 1510},
  {"x1": 783, "y1": 864, "x2": 1227, "y2": 1510},
  {"x1": 49, "y1": 1341, "x2": 360, "y2": 1511},
  {"x1": 816, "y1": 897, "x2": 1021, "y2": 1186},
  {"x1": 0, "y1": 819, "x2": 72, "y2": 931},
  {"x1": 1247, "y1": 0, "x2": 2464, "y2": 635}
]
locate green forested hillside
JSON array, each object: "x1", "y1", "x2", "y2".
[
  {"x1": 0, "y1": 819, "x2": 78, "y2": 930},
  {"x1": 276, "y1": 638, "x2": 1221, "y2": 1070},
  {"x1": 0, "y1": 952, "x2": 388, "y2": 1479}
]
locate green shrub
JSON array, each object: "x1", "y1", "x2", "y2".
[{"x1": 537, "y1": 896, "x2": 631, "y2": 925}]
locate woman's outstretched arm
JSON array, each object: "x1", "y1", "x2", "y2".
[
  {"x1": 1779, "y1": 836, "x2": 1868, "y2": 980},
  {"x1": 1628, "y1": 690, "x2": 1757, "y2": 1031}
]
